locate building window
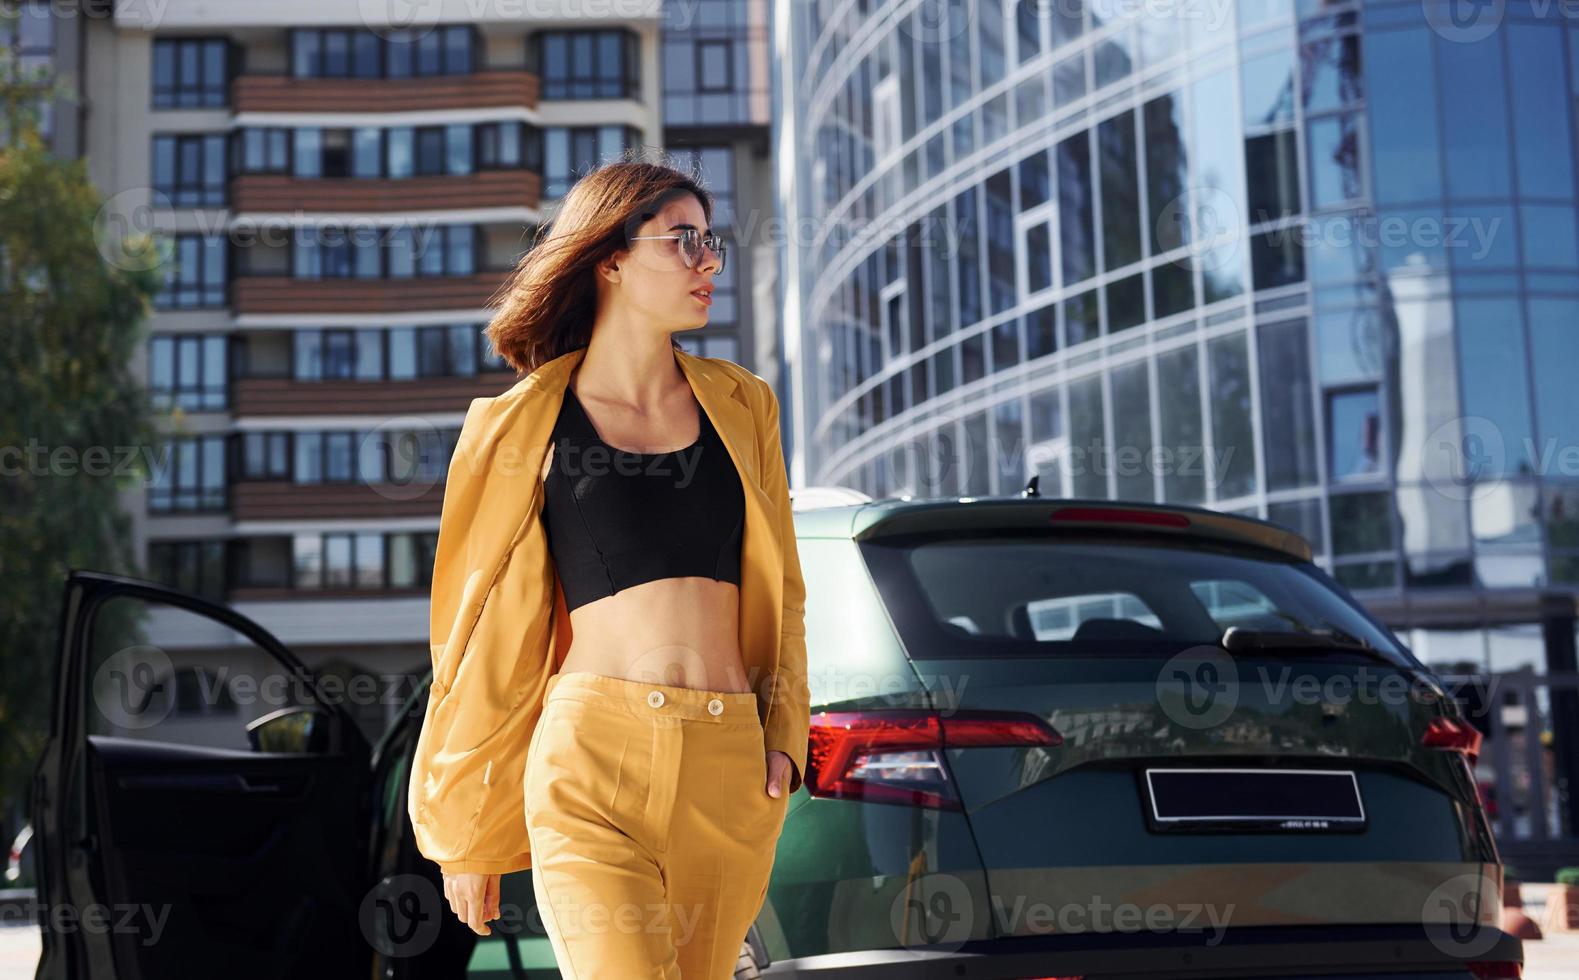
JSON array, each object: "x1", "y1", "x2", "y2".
[
  {"x1": 152, "y1": 37, "x2": 230, "y2": 109},
  {"x1": 261, "y1": 122, "x2": 539, "y2": 179},
  {"x1": 294, "y1": 328, "x2": 382, "y2": 381},
  {"x1": 149, "y1": 436, "x2": 227, "y2": 513},
  {"x1": 534, "y1": 29, "x2": 639, "y2": 99},
  {"x1": 290, "y1": 127, "x2": 363, "y2": 178},
  {"x1": 232, "y1": 127, "x2": 289, "y2": 175},
  {"x1": 147, "y1": 540, "x2": 228, "y2": 600},
  {"x1": 149, "y1": 334, "x2": 227, "y2": 411},
  {"x1": 479, "y1": 120, "x2": 541, "y2": 170},
  {"x1": 283, "y1": 426, "x2": 460, "y2": 486},
  {"x1": 292, "y1": 224, "x2": 476, "y2": 279},
  {"x1": 291, "y1": 26, "x2": 474, "y2": 78},
  {"x1": 237, "y1": 432, "x2": 290, "y2": 481},
  {"x1": 304, "y1": 531, "x2": 384, "y2": 589},
  {"x1": 152, "y1": 134, "x2": 227, "y2": 207},
  {"x1": 660, "y1": 0, "x2": 765, "y2": 127},
  {"x1": 287, "y1": 325, "x2": 499, "y2": 381},
  {"x1": 292, "y1": 530, "x2": 437, "y2": 590},
  {"x1": 0, "y1": 1, "x2": 56, "y2": 139},
  {"x1": 1327, "y1": 387, "x2": 1382, "y2": 481},
  {"x1": 543, "y1": 125, "x2": 642, "y2": 197},
  {"x1": 156, "y1": 234, "x2": 227, "y2": 309},
  {"x1": 389, "y1": 531, "x2": 440, "y2": 588},
  {"x1": 696, "y1": 39, "x2": 731, "y2": 92}
]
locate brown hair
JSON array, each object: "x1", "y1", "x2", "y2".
[{"x1": 484, "y1": 149, "x2": 716, "y2": 376}]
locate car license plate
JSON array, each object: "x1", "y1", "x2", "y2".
[{"x1": 1142, "y1": 767, "x2": 1366, "y2": 832}]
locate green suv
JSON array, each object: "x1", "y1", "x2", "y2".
[{"x1": 32, "y1": 495, "x2": 1521, "y2": 979}]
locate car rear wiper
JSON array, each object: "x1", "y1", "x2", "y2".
[
  {"x1": 1220, "y1": 626, "x2": 1375, "y2": 654},
  {"x1": 1219, "y1": 626, "x2": 1447, "y2": 698}
]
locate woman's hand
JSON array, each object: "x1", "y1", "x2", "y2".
[
  {"x1": 766, "y1": 749, "x2": 795, "y2": 798},
  {"x1": 443, "y1": 871, "x2": 501, "y2": 936}
]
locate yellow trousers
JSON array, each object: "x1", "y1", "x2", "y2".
[{"x1": 523, "y1": 671, "x2": 789, "y2": 979}]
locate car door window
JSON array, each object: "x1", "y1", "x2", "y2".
[{"x1": 85, "y1": 593, "x2": 320, "y2": 748}]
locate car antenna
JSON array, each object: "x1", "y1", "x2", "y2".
[{"x1": 1021, "y1": 474, "x2": 1040, "y2": 498}]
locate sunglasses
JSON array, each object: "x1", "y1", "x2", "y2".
[{"x1": 627, "y1": 228, "x2": 727, "y2": 273}]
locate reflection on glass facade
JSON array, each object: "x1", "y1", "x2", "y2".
[{"x1": 781, "y1": 0, "x2": 1579, "y2": 610}]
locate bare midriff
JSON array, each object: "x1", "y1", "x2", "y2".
[{"x1": 558, "y1": 575, "x2": 753, "y2": 693}]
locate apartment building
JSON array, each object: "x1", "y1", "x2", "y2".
[
  {"x1": 0, "y1": 0, "x2": 84, "y2": 155},
  {"x1": 63, "y1": 0, "x2": 773, "y2": 738}
]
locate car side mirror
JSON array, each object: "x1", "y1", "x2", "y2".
[{"x1": 246, "y1": 705, "x2": 338, "y2": 754}]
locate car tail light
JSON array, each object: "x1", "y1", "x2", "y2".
[
  {"x1": 1469, "y1": 960, "x2": 1521, "y2": 979},
  {"x1": 1422, "y1": 716, "x2": 1483, "y2": 764},
  {"x1": 805, "y1": 709, "x2": 1062, "y2": 809},
  {"x1": 1048, "y1": 505, "x2": 1191, "y2": 529}
]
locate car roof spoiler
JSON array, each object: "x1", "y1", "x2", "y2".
[{"x1": 849, "y1": 497, "x2": 1314, "y2": 562}]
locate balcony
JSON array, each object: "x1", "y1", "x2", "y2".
[
  {"x1": 233, "y1": 70, "x2": 539, "y2": 114},
  {"x1": 233, "y1": 372, "x2": 517, "y2": 416},
  {"x1": 233, "y1": 272, "x2": 507, "y2": 315},
  {"x1": 231, "y1": 170, "x2": 541, "y2": 214},
  {"x1": 231, "y1": 481, "x2": 444, "y2": 522}
]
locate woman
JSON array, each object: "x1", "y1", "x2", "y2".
[{"x1": 406, "y1": 156, "x2": 809, "y2": 980}]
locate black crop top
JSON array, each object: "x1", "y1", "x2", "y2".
[{"x1": 541, "y1": 383, "x2": 745, "y2": 612}]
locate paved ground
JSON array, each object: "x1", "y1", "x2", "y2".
[
  {"x1": 1525, "y1": 934, "x2": 1579, "y2": 979},
  {"x1": 1516, "y1": 885, "x2": 1579, "y2": 980},
  {"x1": 1, "y1": 891, "x2": 1575, "y2": 979},
  {"x1": 0, "y1": 925, "x2": 38, "y2": 980}
]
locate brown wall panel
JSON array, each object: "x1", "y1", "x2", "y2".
[
  {"x1": 232, "y1": 481, "x2": 445, "y2": 521},
  {"x1": 233, "y1": 372, "x2": 520, "y2": 416},
  {"x1": 234, "y1": 71, "x2": 539, "y2": 113},
  {"x1": 233, "y1": 272, "x2": 508, "y2": 314},
  {"x1": 232, "y1": 171, "x2": 540, "y2": 213}
]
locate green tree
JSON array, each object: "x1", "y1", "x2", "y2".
[{"x1": 1, "y1": 64, "x2": 161, "y2": 844}]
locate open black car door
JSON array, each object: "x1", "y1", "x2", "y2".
[{"x1": 31, "y1": 571, "x2": 374, "y2": 980}]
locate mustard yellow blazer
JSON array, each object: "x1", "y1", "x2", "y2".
[{"x1": 406, "y1": 345, "x2": 810, "y2": 876}]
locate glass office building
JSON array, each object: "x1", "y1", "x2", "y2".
[{"x1": 776, "y1": 0, "x2": 1579, "y2": 679}]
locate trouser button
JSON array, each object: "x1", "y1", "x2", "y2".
[
  {"x1": 707, "y1": 698, "x2": 724, "y2": 715},
  {"x1": 647, "y1": 690, "x2": 665, "y2": 708}
]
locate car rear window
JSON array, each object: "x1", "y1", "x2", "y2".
[{"x1": 860, "y1": 533, "x2": 1410, "y2": 662}]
